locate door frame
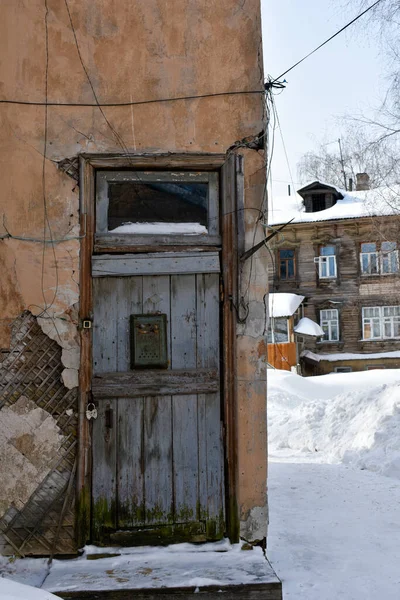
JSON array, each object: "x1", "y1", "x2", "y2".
[{"x1": 77, "y1": 152, "x2": 241, "y2": 546}]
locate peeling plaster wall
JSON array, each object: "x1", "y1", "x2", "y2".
[
  {"x1": 0, "y1": 0, "x2": 268, "y2": 547},
  {"x1": 0, "y1": 397, "x2": 64, "y2": 519}
]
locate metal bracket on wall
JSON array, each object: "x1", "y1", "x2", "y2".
[{"x1": 240, "y1": 218, "x2": 294, "y2": 262}]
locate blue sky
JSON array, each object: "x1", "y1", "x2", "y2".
[{"x1": 261, "y1": 0, "x2": 387, "y2": 196}]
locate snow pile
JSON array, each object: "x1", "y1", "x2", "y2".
[
  {"x1": 294, "y1": 317, "x2": 323, "y2": 337},
  {"x1": 0, "y1": 578, "x2": 59, "y2": 600},
  {"x1": 268, "y1": 369, "x2": 400, "y2": 479},
  {"x1": 268, "y1": 293, "x2": 304, "y2": 317}
]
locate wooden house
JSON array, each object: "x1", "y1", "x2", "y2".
[
  {"x1": 268, "y1": 176, "x2": 400, "y2": 375},
  {"x1": 267, "y1": 293, "x2": 324, "y2": 371},
  {"x1": 0, "y1": 0, "x2": 271, "y2": 564}
]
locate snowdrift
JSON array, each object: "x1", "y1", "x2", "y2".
[{"x1": 268, "y1": 369, "x2": 400, "y2": 479}]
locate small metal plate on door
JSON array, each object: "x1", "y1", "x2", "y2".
[{"x1": 130, "y1": 314, "x2": 168, "y2": 369}]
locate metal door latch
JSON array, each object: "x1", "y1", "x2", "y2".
[
  {"x1": 86, "y1": 402, "x2": 98, "y2": 420},
  {"x1": 82, "y1": 319, "x2": 92, "y2": 329}
]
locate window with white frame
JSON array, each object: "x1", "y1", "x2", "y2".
[
  {"x1": 360, "y1": 241, "x2": 398, "y2": 275},
  {"x1": 362, "y1": 305, "x2": 400, "y2": 340},
  {"x1": 320, "y1": 309, "x2": 339, "y2": 341},
  {"x1": 314, "y1": 246, "x2": 337, "y2": 278},
  {"x1": 267, "y1": 317, "x2": 290, "y2": 344}
]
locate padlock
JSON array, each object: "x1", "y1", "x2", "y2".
[{"x1": 86, "y1": 402, "x2": 98, "y2": 420}]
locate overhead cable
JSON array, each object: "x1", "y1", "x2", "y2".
[
  {"x1": 268, "y1": 0, "x2": 384, "y2": 85},
  {"x1": 0, "y1": 90, "x2": 265, "y2": 108}
]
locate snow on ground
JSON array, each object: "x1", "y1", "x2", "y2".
[
  {"x1": 0, "y1": 541, "x2": 278, "y2": 595},
  {"x1": 267, "y1": 368, "x2": 400, "y2": 599},
  {"x1": 268, "y1": 369, "x2": 400, "y2": 478},
  {"x1": 0, "y1": 578, "x2": 59, "y2": 600}
]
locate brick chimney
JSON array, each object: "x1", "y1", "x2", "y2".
[{"x1": 355, "y1": 172, "x2": 370, "y2": 191}]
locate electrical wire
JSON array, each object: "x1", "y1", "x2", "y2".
[
  {"x1": 268, "y1": 0, "x2": 384, "y2": 84},
  {"x1": 0, "y1": 90, "x2": 265, "y2": 108}
]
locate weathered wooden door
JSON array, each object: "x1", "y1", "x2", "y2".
[{"x1": 90, "y1": 254, "x2": 225, "y2": 545}]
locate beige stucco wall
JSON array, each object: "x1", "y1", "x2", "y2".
[{"x1": 0, "y1": 0, "x2": 268, "y2": 546}]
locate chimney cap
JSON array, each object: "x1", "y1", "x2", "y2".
[{"x1": 356, "y1": 172, "x2": 370, "y2": 191}]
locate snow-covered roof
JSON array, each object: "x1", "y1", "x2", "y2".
[
  {"x1": 301, "y1": 349, "x2": 400, "y2": 363},
  {"x1": 268, "y1": 183, "x2": 400, "y2": 226},
  {"x1": 269, "y1": 293, "x2": 305, "y2": 318},
  {"x1": 294, "y1": 317, "x2": 324, "y2": 337}
]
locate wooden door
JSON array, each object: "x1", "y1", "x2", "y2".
[{"x1": 91, "y1": 256, "x2": 225, "y2": 545}]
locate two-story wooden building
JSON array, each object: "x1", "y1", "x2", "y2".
[{"x1": 268, "y1": 176, "x2": 400, "y2": 375}]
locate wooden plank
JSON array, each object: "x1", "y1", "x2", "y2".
[
  {"x1": 197, "y1": 393, "x2": 208, "y2": 523},
  {"x1": 93, "y1": 278, "x2": 118, "y2": 374},
  {"x1": 57, "y1": 583, "x2": 282, "y2": 600},
  {"x1": 170, "y1": 275, "x2": 197, "y2": 369},
  {"x1": 81, "y1": 153, "x2": 226, "y2": 170},
  {"x1": 92, "y1": 368, "x2": 219, "y2": 398},
  {"x1": 94, "y1": 234, "x2": 221, "y2": 251},
  {"x1": 196, "y1": 274, "x2": 221, "y2": 528},
  {"x1": 172, "y1": 394, "x2": 199, "y2": 523},
  {"x1": 92, "y1": 278, "x2": 119, "y2": 542},
  {"x1": 221, "y1": 154, "x2": 239, "y2": 542},
  {"x1": 143, "y1": 396, "x2": 173, "y2": 525},
  {"x1": 117, "y1": 397, "x2": 145, "y2": 528},
  {"x1": 116, "y1": 277, "x2": 142, "y2": 372},
  {"x1": 91, "y1": 399, "x2": 117, "y2": 543},
  {"x1": 110, "y1": 521, "x2": 206, "y2": 546},
  {"x1": 142, "y1": 275, "x2": 171, "y2": 364},
  {"x1": 77, "y1": 156, "x2": 95, "y2": 545},
  {"x1": 205, "y1": 392, "x2": 225, "y2": 539},
  {"x1": 196, "y1": 274, "x2": 220, "y2": 369},
  {"x1": 92, "y1": 253, "x2": 220, "y2": 277},
  {"x1": 115, "y1": 277, "x2": 144, "y2": 528},
  {"x1": 93, "y1": 245, "x2": 221, "y2": 255},
  {"x1": 96, "y1": 170, "x2": 213, "y2": 183}
]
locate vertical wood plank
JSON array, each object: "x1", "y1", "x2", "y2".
[
  {"x1": 92, "y1": 277, "x2": 118, "y2": 542},
  {"x1": 117, "y1": 397, "x2": 144, "y2": 527},
  {"x1": 91, "y1": 398, "x2": 117, "y2": 542},
  {"x1": 197, "y1": 393, "x2": 208, "y2": 522},
  {"x1": 205, "y1": 391, "x2": 225, "y2": 538},
  {"x1": 143, "y1": 396, "x2": 173, "y2": 525},
  {"x1": 172, "y1": 394, "x2": 199, "y2": 523},
  {"x1": 196, "y1": 273, "x2": 224, "y2": 535},
  {"x1": 116, "y1": 277, "x2": 142, "y2": 372},
  {"x1": 196, "y1": 274, "x2": 220, "y2": 369},
  {"x1": 170, "y1": 275, "x2": 197, "y2": 368},
  {"x1": 170, "y1": 275, "x2": 199, "y2": 523},
  {"x1": 142, "y1": 275, "x2": 171, "y2": 364},
  {"x1": 116, "y1": 277, "x2": 143, "y2": 527},
  {"x1": 93, "y1": 278, "x2": 118, "y2": 374}
]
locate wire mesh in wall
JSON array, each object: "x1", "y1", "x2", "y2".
[{"x1": 0, "y1": 311, "x2": 78, "y2": 556}]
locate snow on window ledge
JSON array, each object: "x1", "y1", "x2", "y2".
[{"x1": 108, "y1": 222, "x2": 208, "y2": 235}]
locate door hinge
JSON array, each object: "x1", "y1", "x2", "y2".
[{"x1": 220, "y1": 279, "x2": 224, "y2": 302}]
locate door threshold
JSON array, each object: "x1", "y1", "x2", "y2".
[{"x1": 41, "y1": 541, "x2": 282, "y2": 599}]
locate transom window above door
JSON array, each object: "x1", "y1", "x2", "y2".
[{"x1": 96, "y1": 170, "x2": 219, "y2": 245}]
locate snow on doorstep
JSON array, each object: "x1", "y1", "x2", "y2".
[
  {"x1": 268, "y1": 368, "x2": 400, "y2": 479},
  {"x1": 0, "y1": 578, "x2": 59, "y2": 600},
  {"x1": 109, "y1": 222, "x2": 208, "y2": 234},
  {"x1": 269, "y1": 293, "x2": 304, "y2": 317},
  {"x1": 42, "y1": 542, "x2": 277, "y2": 593},
  {"x1": 302, "y1": 349, "x2": 400, "y2": 362},
  {"x1": 294, "y1": 317, "x2": 323, "y2": 337},
  {"x1": 268, "y1": 184, "x2": 400, "y2": 225}
]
